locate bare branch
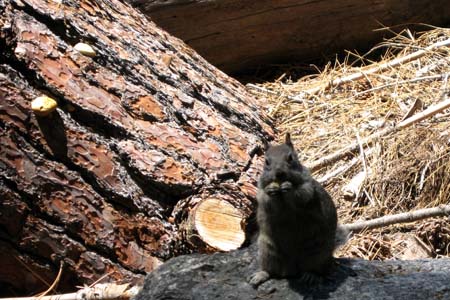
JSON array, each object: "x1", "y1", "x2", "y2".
[
  {"x1": 316, "y1": 156, "x2": 359, "y2": 184},
  {"x1": 296, "y1": 38, "x2": 450, "y2": 97},
  {"x1": 309, "y1": 96, "x2": 450, "y2": 171},
  {"x1": 342, "y1": 205, "x2": 450, "y2": 233}
]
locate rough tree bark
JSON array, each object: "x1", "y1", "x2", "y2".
[
  {"x1": 129, "y1": 0, "x2": 450, "y2": 73},
  {"x1": 0, "y1": 0, "x2": 273, "y2": 296}
]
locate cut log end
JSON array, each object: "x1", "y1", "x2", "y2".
[{"x1": 184, "y1": 198, "x2": 246, "y2": 252}]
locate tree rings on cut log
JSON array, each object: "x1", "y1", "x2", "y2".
[{"x1": 184, "y1": 198, "x2": 245, "y2": 252}]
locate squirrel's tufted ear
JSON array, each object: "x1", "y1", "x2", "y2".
[{"x1": 285, "y1": 132, "x2": 293, "y2": 148}]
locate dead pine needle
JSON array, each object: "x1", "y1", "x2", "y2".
[{"x1": 36, "y1": 261, "x2": 64, "y2": 297}]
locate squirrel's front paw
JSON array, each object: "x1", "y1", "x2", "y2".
[
  {"x1": 265, "y1": 182, "x2": 281, "y2": 196},
  {"x1": 280, "y1": 181, "x2": 293, "y2": 192},
  {"x1": 248, "y1": 270, "x2": 270, "y2": 287}
]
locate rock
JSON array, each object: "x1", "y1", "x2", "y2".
[{"x1": 135, "y1": 244, "x2": 450, "y2": 300}]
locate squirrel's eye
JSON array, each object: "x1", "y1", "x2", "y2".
[{"x1": 265, "y1": 158, "x2": 271, "y2": 166}]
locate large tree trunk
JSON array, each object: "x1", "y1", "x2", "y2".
[
  {"x1": 0, "y1": 0, "x2": 273, "y2": 296},
  {"x1": 129, "y1": 0, "x2": 450, "y2": 73}
]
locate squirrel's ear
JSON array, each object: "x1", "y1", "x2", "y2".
[
  {"x1": 285, "y1": 132, "x2": 293, "y2": 148},
  {"x1": 262, "y1": 138, "x2": 270, "y2": 151}
]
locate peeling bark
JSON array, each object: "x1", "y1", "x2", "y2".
[{"x1": 0, "y1": 0, "x2": 273, "y2": 295}]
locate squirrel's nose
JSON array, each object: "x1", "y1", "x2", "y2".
[{"x1": 275, "y1": 169, "x2": 286, "y2": 181}]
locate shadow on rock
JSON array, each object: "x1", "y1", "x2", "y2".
[{"x1": 286, "y1": 259, "x2": 356, "y2": 300}]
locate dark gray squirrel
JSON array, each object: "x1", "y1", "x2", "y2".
[{"x1": 248, "y1": 133, "x2": 348, "y2": 287}]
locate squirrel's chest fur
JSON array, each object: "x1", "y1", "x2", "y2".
[{"x1": 256, "y1": 180, "x2": 337, "y2": 257}]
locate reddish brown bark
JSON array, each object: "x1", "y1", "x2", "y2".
[{"x1": 0, "y1": 0, "x2": 273, "y2": 295}]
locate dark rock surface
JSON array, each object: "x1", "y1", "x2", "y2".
[{"x1": 135, "y1": 244, "x2": 450, "y2": 300}]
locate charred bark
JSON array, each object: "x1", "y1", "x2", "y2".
[{"x1": 0, "y1": 0, "x2": 273, "y2": 296}]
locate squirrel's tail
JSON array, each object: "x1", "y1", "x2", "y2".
[{"x1": 334, "y1": 225, "x2": 351, "y2": 249}]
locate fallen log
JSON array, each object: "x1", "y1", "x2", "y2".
[
  {"x1": 129, "y1": 0, "x2": 450, "y2": 73},
  {"x1": 0, "y1": 0, "x2": 273, "y2": 296}
]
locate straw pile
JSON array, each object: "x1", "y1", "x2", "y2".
[{"x1": 248, "y1": 27, "x2": 450, "y2": 260}]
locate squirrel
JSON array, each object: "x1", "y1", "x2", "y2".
[{"x1": 248, "y1": 133, "x2": 348, "y2": 287}]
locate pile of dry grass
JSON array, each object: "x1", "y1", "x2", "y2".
[{"x1": 248, "y1": 27, "x2": 450, "y2": 260}]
